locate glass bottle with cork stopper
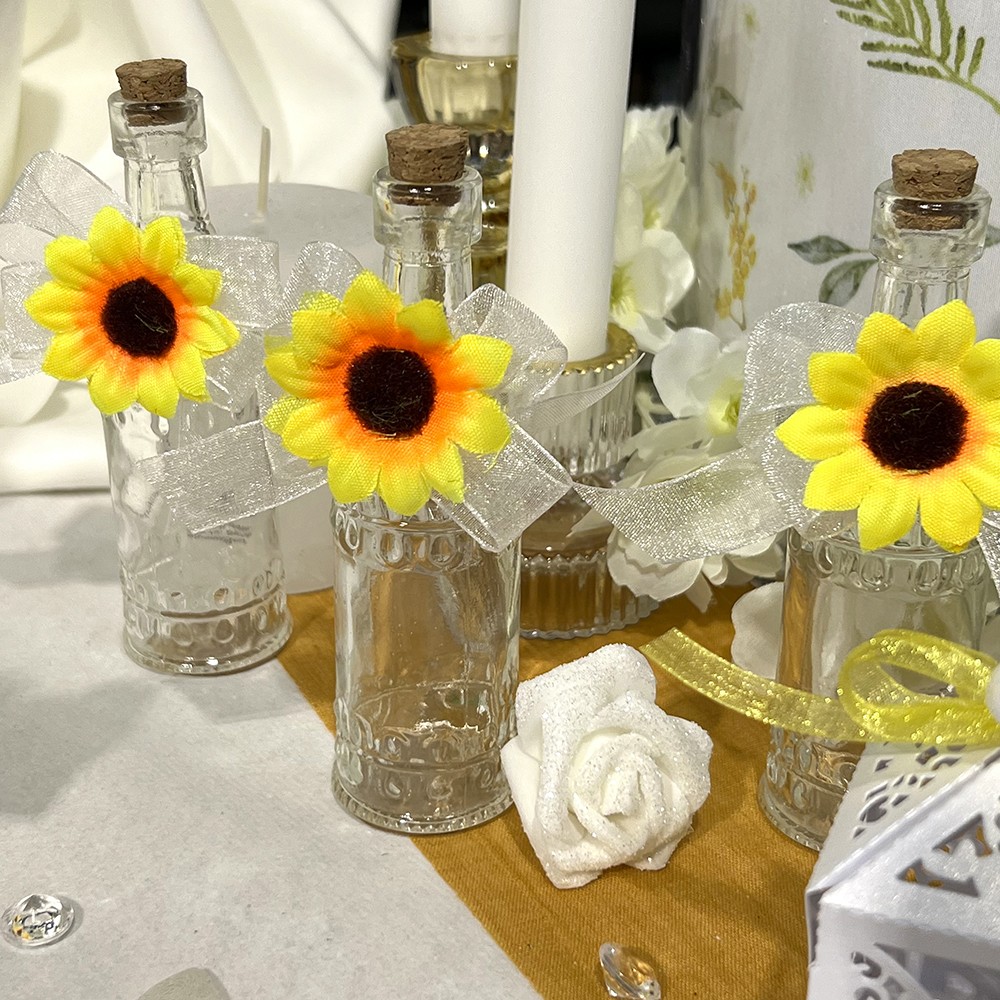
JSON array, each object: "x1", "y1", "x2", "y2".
[
  {"x1": 108, "y1": 58, "x2": 212, "y2": 233},
  {"x1": 103, "y1": 58, "x2": 290, "y2": 674},
  {"x1": 759, "y1": 148, "x2": 991, "y2": 850},
  {"x1": 391, "y1": 1, "x2": 516, "y2": 290},
  {"x1": 331, "y1": 123, "x2": 519, "y2": 833}
]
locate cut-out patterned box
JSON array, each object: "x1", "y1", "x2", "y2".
[{"x1": 806, "y1": 743, "x2": 1000, "y2": 1000}]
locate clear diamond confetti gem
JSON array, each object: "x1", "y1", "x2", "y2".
[
  {"x1": 600, "y1": 942, "x2": 662, "y2": 999},
  {"x1": 2, "y1": 894, "x2": 75, "y2": 948}
]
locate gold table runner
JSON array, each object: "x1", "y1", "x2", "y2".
[{"x1": 282, "y1": 587, "x2": 814, "y2": 999}]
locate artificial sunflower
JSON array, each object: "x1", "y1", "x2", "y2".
[
  {"x1": 265, "y1": 270, "x2": 513, "y2": 516},
  {"x1": 776, "y1": 299, "x2": 1000, "y2": 552},
  {"x1": 27, "y1": 206, "x2": 238, "y2": 417}
]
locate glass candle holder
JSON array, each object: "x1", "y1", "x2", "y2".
[
  {"x1": 331, "y1": 498, "x2": 520, "y2": 833},
  {"x1": 391, "y1": 33, "x2": 515, "y2": 289},
  {"x1": 758, "y1": 528, "x2": 988, "y2": 850},
  {"x1": 520, "y1": 325, "x2": 656, "y2": 638}
]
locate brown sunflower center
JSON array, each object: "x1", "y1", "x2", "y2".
[
  {"x1": 346, "y1": 346, "x2": 436, "y2": 437},
  {"x1": 862, "y1": 380, "x2": 968, "y2": 471},
  {"x1": 101, "y1": 277, "x2": 178, "y2": 357}
]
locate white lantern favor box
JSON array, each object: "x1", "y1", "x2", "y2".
[{"x1": 806, "y1": 743, "x2": 1000, "y2": 1000}]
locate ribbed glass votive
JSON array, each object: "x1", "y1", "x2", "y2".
[{"x1": 520, "y1": 326, "x2": 656, "y2": 638}]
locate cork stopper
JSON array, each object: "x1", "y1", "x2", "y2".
[
  {"x1": 890, "y1": 148, "x2": 978, "y2": 231},
  {"x1": 892, "y1": 148, "x2": 978, "y2": 199},
  {"x1": 385, "y1": 124, "x2": 468, "y2": 184},
  {"x1": 116, "y1": 58, "x2": 187, "y2": 102}
]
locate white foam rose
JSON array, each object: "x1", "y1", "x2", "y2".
[{"x1": 501, "y1": 644, "x2": 713, "y2": 889}]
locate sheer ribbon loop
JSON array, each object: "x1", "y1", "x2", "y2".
[
  {"x1": 643, "y1": 627, "x2": 1000, "y2": 746},
  {"x1": 0, "y1": 151, "x2": 279, "y2": 414},
  {"x1": 145, "y1": 245, "x2": 637, "y2": 550}
]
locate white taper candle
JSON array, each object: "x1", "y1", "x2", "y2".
[
  {"x1": 506, "y1": 0, "x2": 637, "y2": 360},
  {"x1": 430, "y1": 0, "x2": 519, "y2": 57}
]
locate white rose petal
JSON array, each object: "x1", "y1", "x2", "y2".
[
  {"x1": 730, "y1": 582, "x2": 784, "y2": 680},
  {"x1": 501, "y1": 644, "x2": 713, "y2": 889}
]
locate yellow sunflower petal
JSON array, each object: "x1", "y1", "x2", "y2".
[
  {"x1": 396, "y1": 299, "x2": 452, "y2": 345},
  {"x1": 42, "y1": 330, "x2": 103, "y2": 381},
  {"x1": 807, "y1": 352, "x2": 875, "y2": 409},
  {"x1": 342, "y1": 271, "x2": 402, "y2": 327},
  {"x1": 44, "y1": 235, "x2": 100, "y2": 287},
  {"x1": 135, "y1": 364, "x2": 181, "y2": 417},
  {"x1": 266, "y1": 347, "x2": 336, "y2": 399},
  {"x1": 421, "y1": 441, "x2": 465, "y2": 503},
  {"x1": 449, "y1": 335, "x2": 513, "y2": 389},
  {"x1": 959, "y1": 337, "x2": 1000, "y2": 401},
  {"x1": 961, "y1": 445, "x2": 1000, "y2": 509},
  {"x1": 447, "y1": 393, "x2": 511, "y2": 454},
  {"x1": 172, "y1": 262, "x2": 221, "y2": 306},
  {"x1": 88, "y1": 361, "x2": 138, "y2": 414},
  {"x1": 281, "y1": 401, "x2": 337, "y2": 462},
  {"x1": 25, "y1": 282, "x2": 86, "y2": 334},
  {"x1": 919, "y1": 477, "x2": 982, "y2": 551},
  {"x1": 856, "y1": 312, "x2": 919, "y2": 379},
  {"x1": 300, "y1": 291, "x2": 340, "y2": 311},
  {"x1": 327, "y1": 447, "x2": 381, "y2": 504},
  {"x1": 802, "y1": 446, "x2": 879, "y2": 511},
  {"x1": 915, "y1": 299, "x2": 976, "y2": 365},
  {"x1": 88, "y1": 206, "x2": 140, "y2": 269},
  {"x1": 377, "y1": 459, "x2": 431, "y2": 516},
  {"x1": 140, "y1": 216, "x2": 186, "y2": 275},
  {"x1": 856, "y1": 475, "x2": 919, "y2": 549},
  {"x1": 264, "y1": 395, "x2": 311, "y2": 436},
  {"x1": 291, "y1": 306, "x2": 353, "y2": 361},
  {"x1": 189, "y1": 307, "x2": 239, "y2": 355},
  {"x1": 169, "y1": 344, "x2": 210, "y2": 403},
  {"x1": 775, "y1": 405, "x2": 854, "y2": 461}
]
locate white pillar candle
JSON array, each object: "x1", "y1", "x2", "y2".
[
  {"x1": 430, "y1": 0, "x2": 519, "y2": 57},
  {"x1": 506, "y1": 0, "x2": 636, "y2": 360}
]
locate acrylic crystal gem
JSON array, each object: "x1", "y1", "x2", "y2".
[
  {"x1": 600, "y1": 942, "x2": 662, "y2": 999},
  {"x1": 2, "y1": 893, "x2": 75, "y2": 947}
]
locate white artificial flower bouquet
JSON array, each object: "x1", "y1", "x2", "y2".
[{"x1": 597, "y1": 106, "x2": 784, "y2": 611}]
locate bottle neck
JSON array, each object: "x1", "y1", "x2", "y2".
[
  {"x1": 867, "y1": 178, "x2": 989, "y2": 322},
  {"x1": 382, "y1": 244, "x2": 472, "y2": 312},
  {"x1": 373, "y1": 166, "x2": 482, "y2": 310},
  {"x1": 109, "y1": 87, "x2": 214, "y2": 234},
  {"x1": 870, "y1": 262, "x2": 971, "y2": 324},
  {"x1": 123, "y1": 155, "x2": 213, "y2": 234}
]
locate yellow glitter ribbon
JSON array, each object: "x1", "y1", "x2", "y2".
[{"x1": 641, "y1": 628, "x2": 1000, "y2": 746}]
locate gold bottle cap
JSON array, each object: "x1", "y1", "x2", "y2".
[
  {"x1": 116, "y1": 58, "x2": 187, "y2": 101},
  {"x1": 385, "y1": 124, "x2": 468, "y2": 184}
]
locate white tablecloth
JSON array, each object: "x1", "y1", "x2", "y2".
[{"x1": 0, "y1": 492, "x2": 538, "y2": 1000}]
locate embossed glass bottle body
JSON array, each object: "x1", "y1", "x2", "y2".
[
  {"x1": 331, "y1": 163, "x2": 520, "y2": 833},
  {"x1": 391, "y1": 33, "x2": 515, "y2": 289},
  {"x1": 759, "y1": 175, "x2": 992, "y2": 849},
  {"x1": 104, "y1": 84, "x2": 290, "y2": 673}
]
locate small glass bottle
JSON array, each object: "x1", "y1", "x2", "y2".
[
  {"x1": 331, "y1": 124, "x2": 520, "y2": 833},
  {"x1": 391, "y1": 32, "x2": 515, "y2": 289},
  {"x1": 758, "y1": 149, "x2": 991, "y2": 850},
  {"x1": 104, "y1": 59, "x2": 290, "y2": 674}
]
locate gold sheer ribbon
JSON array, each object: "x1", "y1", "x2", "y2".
[{"x1": 641, "y1": 628, "x2": 1000, "y2": 745}]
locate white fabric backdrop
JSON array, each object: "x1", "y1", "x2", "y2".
[
  {"x1": 13, "y1": 0, "x2": 401, "y2": 194},
  {"x1": 688, "y1": 0, "x2": 1000, "y2": 337}
]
